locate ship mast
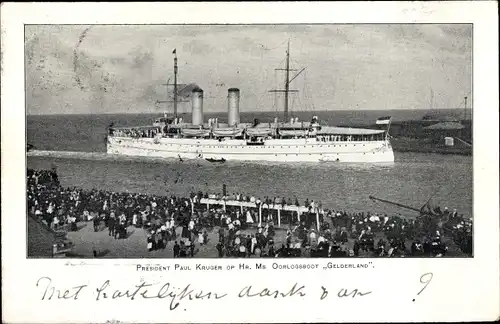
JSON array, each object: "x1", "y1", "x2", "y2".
[
  {"x1": 269, "y1": 40, "x2": 305, "y2": 122},
  {"x1": 156, "y1": 48, "x2": 186, "y2": 119},
  {"x1": 284, "y1": 41, "x2": 291, "y2": 121},
  {"x1": 173, "y1": 49, "x2": 178, "y2": 119}
]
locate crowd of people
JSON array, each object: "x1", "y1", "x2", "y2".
[
  {"x1": 109, "y1": 127, "x2": 160, "y2": 139},
  {"x1": 27, "y1": 168, "x2": 473, "y2": 258}
]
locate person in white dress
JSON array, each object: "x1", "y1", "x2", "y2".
[
  {"x1": 82, "y1": 210, "x2": 90, "y2": 222},
  {"x1": 246, "y1": 210, "x2": 254, "y2": 224},
  {"x1": 47, "y1": 203, "x2": 54, "y2": 215},
  {"x1": 53, "y1": 216, "x2": 59, "y2": 230},
  {"x1": 309, "y1": 229, "x2": 317, "y2": 246},
  {"x1": 251, "y1": 235, "x2": 257, "y2": 254},
  {"x1": 198, "y1": 232, "x2": 204, "y2": 245}
]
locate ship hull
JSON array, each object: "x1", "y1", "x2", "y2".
[{"x1": 107, "y1": 137, "x2": 395, "y2": 163}]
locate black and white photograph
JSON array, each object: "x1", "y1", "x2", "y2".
[{"x1": 25, "y1": 23, "x2": 474, "y2": 259}]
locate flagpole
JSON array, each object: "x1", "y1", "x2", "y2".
[
  {"x1": 173, "y1": 48, "x2": 178, "y2": 120},
  {"x1": 386, "y1": 119, "x2": 391, "y2": 141}
]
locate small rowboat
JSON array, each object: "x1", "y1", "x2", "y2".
[
  {"x1": 319, "y1": 156, "x2": 340, "y2": 163},
  {"x1": 206, "y1": 157, "x2": 226, "y2": 163}
]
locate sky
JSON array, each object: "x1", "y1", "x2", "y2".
[{"x1": 25, "y1": 24, "x2": 472, "y2": 115}]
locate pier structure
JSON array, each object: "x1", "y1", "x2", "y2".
[{"x1": 195, "y1": 198, "x2": 323, "y2": 230}]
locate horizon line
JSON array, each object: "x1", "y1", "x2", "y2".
[{"x1": 27, "y1": 107, "x2": 473, "y2": 117}]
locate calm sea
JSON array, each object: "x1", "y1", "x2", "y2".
[{"x1": 26, "y1": 110, "x2": 473, "y2": 217}]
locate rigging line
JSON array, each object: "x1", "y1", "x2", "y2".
[
  {"x1": 255, "y1": 89, "x2": 269, "y2": 111},
  {"x1": 277, "y1": 57, "x2": 287, "y2": 71},
  {"x1": 453, "y1": 90, "x2": 472, "y2": 109},
  {"x1": 301, "y1": 69, "x2": 310, "y2": 111},
  {"x1": 302, "y1": 69, "x2": 307, "y2": 111},
  {"x1": 297, "y1": 91, "x2": 306, "y2": 112},
  {"x1": 259, "y1": 38, "x2": 289, "y2": 53},
  {"x1": 273, "y1": 68, "x2": 278, "y2": 116},
  {"x1": 305, "y1": 70, "x2": 316, "y2": 110}
]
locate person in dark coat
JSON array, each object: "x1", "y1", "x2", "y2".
[
  {"x1": 189, "y1": 241, "x2": 195, "y2": 257},
  {"x1": 219, "y1": 227, "x2": 225, "y2": 243},
  {"x1": 268, "y1": 244, "x2": 275, "y2": 258},
  {"x1": 411, "y1": 240, "x2": 423, "y2": 256},
  {"x1": 173, "y1": 241, "x2": 180, "y2": 258},
  {"x1": 216, "y1": 242, "x2": 224, "y2": 258},
  {"x1": 151, "y1": 231, "x2": 157, "y2": 251},
  {"x1": 338, "y1": 227, "x2": 348, "y2": 244},
  {"x1": 423, "y1": 239, "x2": 432, "y2": 256},
  {"x1": 108, "y1": 216, "x2": 115, "y2": 237},
  {"x1": 179, "y1": 241, "x2": 187, "y2": 258},
  {"x1": 353, "y1": 240, "x2": 360, "y2": 257},
  {"x1": 156, "y1": 231, "x2": 165, "y2": 249},
  {"x1": 246, "y1": 235, "x2": 252, "y2": 255},
  {"x1": 181, "y1": 225, "x2": 190, "y2": 239},
  {"x1": 93, "y1": 216, "x2": 100, "y2": 232}
]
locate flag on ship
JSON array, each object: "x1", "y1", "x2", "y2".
[{"x1": 376, "y1": 116, "x2": 392, "y2": 125}]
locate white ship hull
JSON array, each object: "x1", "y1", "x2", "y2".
[{"x1": 107, "y1": 137, "x2": 395, "y2": 163}]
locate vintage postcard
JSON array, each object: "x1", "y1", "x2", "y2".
[{"x1": 2, "y1": 2, "x2": 499, "y2": 323}]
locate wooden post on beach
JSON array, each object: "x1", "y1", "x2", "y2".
[
  {"x1": 190, "y1": 198, "x2": 194, "y2": 215},
  {"x1": 297, "y1": 207, "x2": 301, "y2": 223},
  {"x1": 316, "y1": 209, "x2": 320, "y2": 231},
  {"x1": 258, "y1": 204, "x2": 262, "y2": 226},
  {"x1": 240, "y1": 204, "x2": 243, "y2": 215},
  {"x1": 223, "y1": 200, "x2": 226, "y2": 212},
  {"x1": 277, "y1": 208, "x2": 281, "y2": 228}
]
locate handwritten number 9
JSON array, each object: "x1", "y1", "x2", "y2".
[{"x1": 417, "y1": 272, "x2": 433, "y2": 296}]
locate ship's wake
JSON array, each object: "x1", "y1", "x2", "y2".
[{"x1": 27, "y1": 150, "x2": 178, "y2": 164}]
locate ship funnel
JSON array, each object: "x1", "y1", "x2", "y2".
[
  {"x1": 228, "y1": 88, "x2": 240, "y2": 126},
  {"x1": 191, "y1": 87, "x2": 204, "y2": 126}
]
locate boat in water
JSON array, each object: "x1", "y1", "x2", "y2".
[
  {"x1": 206, "y1": 157, "x2": 226, "y2": 164},
  {"x1": 107, "y1": 42, "x2": 394, "y2": 163}
]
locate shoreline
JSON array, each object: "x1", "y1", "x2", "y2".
[{"x1": 391, "y1": 138, "x2": 472, "y2": 156}]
